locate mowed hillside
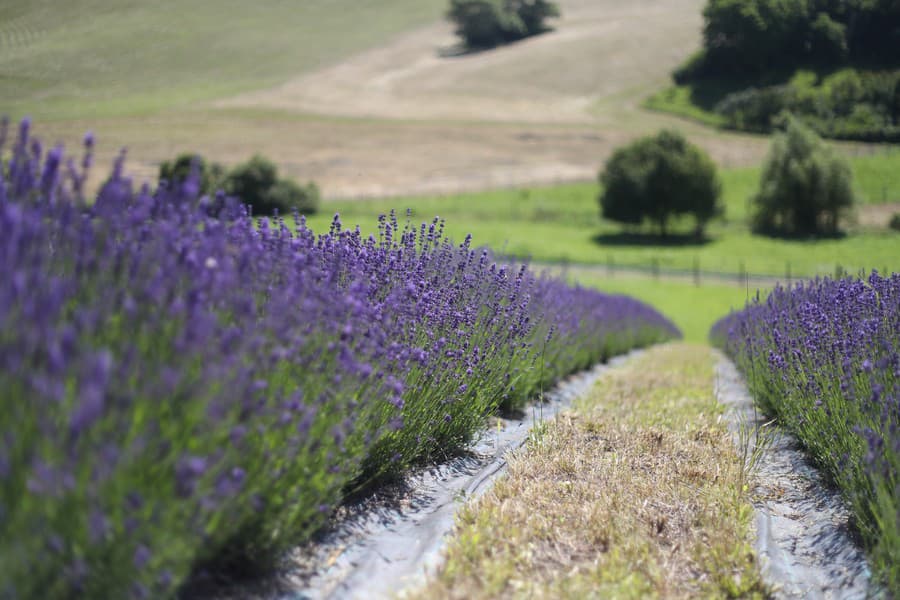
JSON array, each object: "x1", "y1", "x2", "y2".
[
  {"x1": 6, "y1": 0, "x2": 770, "y2": 197},
  {"x1": 0, "y1": 0, "x2": 446, "y2": 119},
  {"x1": 222, "y1": 0, "x2": 704, "y2": 125}
]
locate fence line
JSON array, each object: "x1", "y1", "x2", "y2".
[{"x1": 533, "y1": 256, "x2": 894, "y2": 289}]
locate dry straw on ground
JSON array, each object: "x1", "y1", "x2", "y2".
[{"x1": 409, "y1": 343, "x2": 767, "y2": 599}]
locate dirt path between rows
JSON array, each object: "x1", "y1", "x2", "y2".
[
  {"x1": 195, "y1": 355, "x2": 635, "y2": 600},
  {"x1": 191, "y1": 347, "x2": 875, "y2": 599},
  {"x1": 715, "y1": 355, "x2": 874, "y2": 598}
]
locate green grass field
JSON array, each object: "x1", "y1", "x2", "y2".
[
  {"x1": 644, "y1": 85, "x2": 727, "y2": 129},
  {"x1": 306, "y1": 152, "x2": 900, "y2": 279},
  {"x1": 563, "y1": 275, "x2": 762, "y2": 343},
  {"x1": 0, "y1": 0, "x2": 445, "y2": 119}
]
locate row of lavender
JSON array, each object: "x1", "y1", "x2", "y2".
[
  {"x1": 0, "y1": 118, "x2": 679, "y2": 599},
  {"x1": 711, "y1": 274, "x2": 899, "y2": 593}
]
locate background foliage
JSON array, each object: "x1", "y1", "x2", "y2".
[
  {"x1": 752, "y1": 117, "x2": 856, "y2": 236},
  {"x1": 446, "y1": 0, "x2": 559, "y2": 48},
  {"x1": 598, "y1": 130, "x2": 722, "y2": 238},
  {"x1": 665, "y1": 0, "x2": 900, "y2": 141}
]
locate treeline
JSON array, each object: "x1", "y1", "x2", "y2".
[
  {"x1": 679, "y1": 0, "x2": 900, "y2": 79},
  {"x1": 715, "y1": 69, "x2": 900, "y2": 142},
  {"x1": 675, "y1": 0, "x2": 900, "y2": 141}
]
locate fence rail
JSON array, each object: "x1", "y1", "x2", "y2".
[{"x1": 533, "y1": 257, "x2": 894, "y2": 289}]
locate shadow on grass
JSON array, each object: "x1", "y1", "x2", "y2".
[
  {"x1": 592, "y1": 232, "x2": 714, "y2": 248},
  {"x1": 682, "y1": 62, "x2": 877, "y2": 112},
  {"x1": 753, "y1": 229, "x2": 849, "y2": 242},
  {"x1": 437, "y1": 27, "x2": 556, "y2": 59},
  {"x1": 685, "y1": 78, "x2": 754, "y2": 111}
]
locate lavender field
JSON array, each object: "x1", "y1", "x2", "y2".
[
  {"x1": 712, "y1": 275, "x2": 900, "y2": 591},
  {"x1": 0, "y1": 119, "x2": 680, "y2": 598}
]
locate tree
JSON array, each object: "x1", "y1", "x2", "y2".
[
  {"x1": 598, "y1": 130, "x2": 722, "y2": 237},
  {"x1": 447, "y1": 0, "x2": 559, "y2": 49},
  {"x1": 752, "y1": 116, "x2": 855, "y2": 236},
  {"x1": 224, "y1": 155, "x2": 279, "y2": 214},
  {"x1": 700, "y1": 0, "x2": 808, "y2": 75},
  {"x1": 224, "y1": 155, "x2": 319, "y2": 216},
  {"x1": 266, "y1": 179, "x2": 320, "y2": 215},
  {"x1": 511, "y1": 0, "x2": 560, "y2": 34}
]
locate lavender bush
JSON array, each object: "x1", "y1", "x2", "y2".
[
  {"x1": 0, "y1": 118, "x2": 679, "y2": 599},
  {"x1": 711, "y1": 275, "x2": 900, "y2": 593}
]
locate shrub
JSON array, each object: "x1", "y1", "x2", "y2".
[
  {"x1": 447, "y1": 0, "x2": 559, "y2": 49},
  {"x1": 890, "y1": 213, "x2": 900, "y2": 232},
  {"x1": 598, "y1": 130, "x2": 722, "y2": 237},
  {"x1": 223, "y1": 154, "x2": 318, "y2": 215},
  {"x1": 711, "y1": 70, "x2": 900, "y2": 142},
  {"x1": 752, "y1": 116, "x2": 856, "y2": 236},
  {"x1": 223, "y1": 154, "x2": 278, "y2": 213},
  {"x1": 158, "y1": 153, "x2": 225, "y2": 195},
  {"x1": 715, "y1": 85, "x2": 793, "y2": 132},
  {"x1": 266, "y1": 179, "x2": 320, "y2": 215}
]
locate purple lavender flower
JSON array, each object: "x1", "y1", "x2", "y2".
[
  {"x1": 711, "y1": 272, "x2": 899, "y2": 587},
  {"x1": 0, "y1": 119, "x2": 680, "y2": 598}
]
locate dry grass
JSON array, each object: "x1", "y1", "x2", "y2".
[
  {"x1": 220, "y1": 0, "x2": 705, "y2": 126},
  {"x1": 408, "y1": 343, "x2": 767, "y2": 599}
]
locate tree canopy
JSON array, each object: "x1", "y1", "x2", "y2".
[
  {"x1": 752, "y1": 117, "x2": 856, "y2": 236},
  {"x1": 598, "y1": 130, "x2": 722, "y2": 238},
  {"x1": 690, "y1": 0, "x2": 900, "y2": 78},
  {"x1": 447, "y1": 0, "x2": 559, "y2": 49}
]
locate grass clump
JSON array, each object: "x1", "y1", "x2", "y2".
[{"x1": 412, "y1": 343, "x2": 767, "y2": 599}]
